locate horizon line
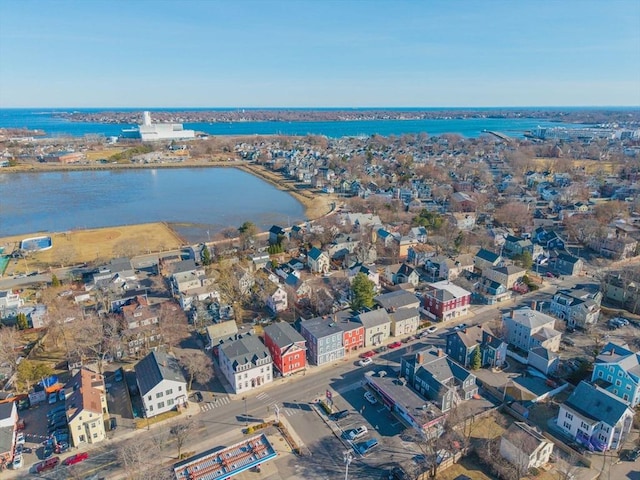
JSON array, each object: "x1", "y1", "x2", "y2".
[{"x1": 1, "y1": 105, "x2": 640, "y2": 110}]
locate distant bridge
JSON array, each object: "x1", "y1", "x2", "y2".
[{"x1": 482, "y1": 130, "x2": 513, "y2": 143}]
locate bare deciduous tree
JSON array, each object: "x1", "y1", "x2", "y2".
[
  {"x1": 178, "y1": 349, "x2": 213, "y2": 391},
  {"x1": 0, "y1": 327, "x2": 21, "y2": 378},
  {"x1": 169, "y1": 420, "x2": 194, "y2": 459}
]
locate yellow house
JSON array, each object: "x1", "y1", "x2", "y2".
[{"x1": 65, "y1": 367, "x2": 109, "y2": 447}]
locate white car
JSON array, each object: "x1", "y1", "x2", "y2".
[
  {"x1": 345, "y1": 425, "x2": 368, "y2": 441},
  {"x1": 15, "y1": 433, "x2": 25, "y2": 445},
  {"x1": 426, "y1": 326, "x2": 437, "y2": 334},
  {"x1": 364, "y1": 391, "x2": 377, "y2": 404},
  {"x1": 358, "y1": 357, "x2": 373, "y2": 367},
  {"x1": 12, "y1": 454, "x2": 23, "y2": 469}
]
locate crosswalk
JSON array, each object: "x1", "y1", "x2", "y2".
[
  {"x1": 199, "y1": 395, "x2": 231, "y2": 412},
  {"x1": 255, "y1": 392, "x2": 302, "y2": 417}
]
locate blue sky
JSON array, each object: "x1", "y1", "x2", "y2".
[{"x1": 1, "y1": 0, "x2": 639, "y2": 107}]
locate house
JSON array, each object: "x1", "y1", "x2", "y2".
[
  {"x1": 356, "y1": 309, "x2": 391, "y2": 347},
  {"x1": 476, "y1": 277, "x2": 511, "y2": 305},
  {"x1": 592, "y1": 342, "x2": 640, "y2": 407},
  {"x1": 445, "y1": 325, "x2": 507, "y2": 368},
  {"x1": 0, "y1": 290, "x2": 24, "y2": 318},
  {"x1": 424, "y1": 254, "x2": 474, "y2": 281},
  {"x1": 299, "y1": 316, "x2": 345, "y2": 365},
  {"x1": 602, "y1": 270, "x2": 640, "y2": 314},
  {"x1": 422, "y1": 281, "x2": 471, "y2": 321},
  {"x1": 268, "y1": 225, "x2": 287, "y2": 245},
  {"x1": 307, "y1": 247, "x2": 330, "y2": 274},
  {"x1": 408, "y1": 226, "x2": 428, "y2": 243},
  {"x1": 450, "y1": 191, "x2": 477, "y2": 212},
  {"x1": 120, "y1": 296, "x2": 162, "y2": 358},
  {"x1": 500, "y1": 422, "x2": 554, "y2": 472},
  {"x1": 502, "y1": 307, "x2": 562, "y2": 353},
  {"x1": 400, "y1": 347, "x2": 478, "y2": 412},
  {"x1": 550, "y1": 287, "x2": 601, "y2": 328},
  {"x1": 374, "y1": 290, "x2": 420, "y2": 312},
  {"x1": 550, "y1": 250, "x2": 583, "y2": 276},
  {"x1": 528, "y1": 347, "x2": 559, "y2": 376},
  {"x1": 218, "y1": 334, "x2": 273, "y2": 394},
  {"x1": 0, "y1": 402, "x2": 17, "y2": 467},
  {"x1": 503, "y1": 235, "x2": 535, "y2": 258},
  {"x1": 347, "y1": 264, "x2": 380, "y2": 290},
  {"x1": 135, "y1": 350, "x2": 188, "y2": 418},
  {"x1": 389, "y1": 308, "x2": 420, "y2": 337},
  {"x1": 206, "y1": 320, "x2": 239, "y2": 352},
  {"x1": 263, "y1": 322, "x2": 307, "y2": 376},
  {"x1": 92, "y1": 257, "x2": 136, "y2": 284},
  {"x1": 265, "y1": 283, "x2": 288, "y2": 313},
  {"x1": 590, "y1": 236, "x2": 638, "y2": 260},
  {"x1": 556, "y1": 381, "x2": 633, "y2": 451},
  {"x1": 336, "y1": 313, "x2": 365, "y2": 353},
  {"x1": 483, "y1": 265, "x2": 526, "y2": 290},
  {"x1": 65, "y1": 367, "x2": 109, "y2": 447},
  {"x1": 447, "y1": 212, "x2": 476, "y2": 231},
  {"x1": 384, "y1": 263, "x2": 420, "y2": 287},
  {"x1": 533, "y1": 227, "x2": 565, "y2": 250},
  {"x1": 16, "y1": 304, "x2": 47, "y2": 328},
  {"x1": 474, "y1": 248, "x2": 502, "y2": 273}
]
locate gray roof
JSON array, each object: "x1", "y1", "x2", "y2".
[
  {"x1": 0, "y1": 402, "x2": 14, "y2": 421},
  {"x1": 356, "y1": 309, "x2": 391, "y2": 329},
  {"x1": 529, "y1": 346, "x2": 557, "y2": 361},
  {"x1": 220, "y1": 334, "x2": 271, "y2": 370},
  {"x1": 134, "y1": 350, "x2": 186, "y2": 397},
  {"x1": 565, "y1": 381, "x2": 631, "y2": 427},
  {"x1": 374, "y1": 290, "x2": 420, "y2": 311},
  {"x1": 391, "y1": 307, "x2": 420, "y2": 322},
  {"x1": 0, "y1": 425, "x2": 14, "y2": 460},
  {"x1": 506, "y1": 307, "x2": 556, "y2": 329},
  {"x1": 206, "y1": 320, "x2": 239, "y2": 345},
  {"x1": 300, "y1": 316, "x2": 345, "y2": 340},
  {"x1": 169, "y1": 259, "x2": 198, "y2": 275},
  {"x1": 263, "y1": 322, "x2": 306, "y2": 348},
  {"x1": 503, "y1": 422, "x2": 549, "y2": 455}
]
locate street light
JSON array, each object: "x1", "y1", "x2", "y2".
[
  {"x1": 242, "y1": 396, "x2": 247, "y2": 426},
  {"x1": 343, "y1": 451, "x2": 353, "y2": 480}
]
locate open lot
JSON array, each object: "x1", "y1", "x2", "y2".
[{"x1": 0, "y1": 222, "x2": 184, "y2": 273}]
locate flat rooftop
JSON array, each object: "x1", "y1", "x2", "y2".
[{"x1": 173, "y1": 434, "x2": 276, "y2": 480}]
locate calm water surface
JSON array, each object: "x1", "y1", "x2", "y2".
[{"x1": 0, "y1": 168, "x2": 305, "y2": 243}]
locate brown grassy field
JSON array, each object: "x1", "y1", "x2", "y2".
[
  {"x1": 0, "y1": 222, "x2": 184, "y2": 273},
  {"x1": 84, "y1": 147, "x2": 127, "y2": 161},
  {"x1": 532, "y1": 157, "x2": 618, "y2": 174}
]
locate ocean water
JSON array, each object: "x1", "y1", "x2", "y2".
[
  {"x1": 0, "y1": 108, "x2": 590, "y2": 139},
  {"x1": 0, "y1": 168, "x2": 305, "y2": 243}
]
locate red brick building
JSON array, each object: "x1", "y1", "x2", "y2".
[
  {"x1": 422, "y1": 281, "x2": 472, "y2": 321},
  {"x1": 263, "y1": 322, "x2": 307, "y2": 376}
]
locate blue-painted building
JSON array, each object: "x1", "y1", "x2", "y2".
[{"x1": 592, "y1": 342, "x2": 640, "y2": 407}]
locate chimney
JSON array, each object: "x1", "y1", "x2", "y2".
[
  {"x1": 510, "y1": 310, "x2": 515, "y2": 318},
  {"x1": 531, "y1": 301, "x2": 537, "y2": 311},
  {"x1": 437, "y1": 348, "x2": 444, "y2": 357},
  {"x1": 417, "y1": 352, "x2": 424, "y2": 364}
]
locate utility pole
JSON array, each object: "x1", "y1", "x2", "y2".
[
  {"x1": 343, "y1": 451, "x2": 353, "y2": 480},
  {"x1": 242, "y1": 396, "x2": 247, "y2": 426}
]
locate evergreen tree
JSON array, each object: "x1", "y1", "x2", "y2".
[
  {"x1": 351, "y1": 272, "x2": 375, "y2": 312},
  {"x1": 16, "y1": 312, "x2": 28, "y2": 330},
  {"x1": 51, "y1": 274, "x2": 61, "y2": 287},
  {"x1": 471, "y1": 346, "x2": 482, "y2": 370},
  {"x1": 201, "y1": 245, "x2": 212, "y2": 266}
]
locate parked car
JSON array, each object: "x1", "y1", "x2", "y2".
[
  {"x1": 114, "y1": 369, "x2": 123, "y2": 382},
  {"x1": 344, "y1": 425, "x2": 368, "y2": 441},
  {"x1": 358, "y1": 357, "x2": 373, "y2": 367},
  {"x1": 35, "y1": 457, "x2": 60, "y2": 473},
  {"x1": 63, "y1": 452, "x2": 89, "y2": 466},
  {"x1": 622, "y1": 447, "x2": 640, "y2": 461},
  {"x1": 387, "y1": 341, "x2": 402, "y2": 349},
  {"x1": 360, "y1": 351, "x2": 375, "y2": 359},
  {"x1": 16, "y1": 432, "x2": 25, "y2": 445},
  {"x1": 54, "y1": 442, "x2": 70, "y2": 454},
  {"x1": 47, "y1": 406, "x2": 65, "y2": 418},
  {"x1": 12, "y1": 454, "x2": 23, "y2": 469},
  {"x1": 561, "y1": 338, "x2": 576, "y2": 347},
  {"x1": 330, "y1": 410, "x2": 350, "y2": 421},
  {"x1": 374, "y1": 345, "x2": 388, "y2": 353},
  {"x1": 47, "y1": 394, "x2": 58, "y2": 405},
  {"x1": 109, "y1": 417, "x2": 117, "y2": 431},
  {"x1": 356, "y1": 438, "x2": 378, "y2": 455},
  {"x1": 426, "y1": 326, "x2": 438, "y2": 334},
  {"x1": 364, "y1": 391, "x2": 377, "y2": 404}
]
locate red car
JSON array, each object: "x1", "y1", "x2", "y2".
[
  {"x1": 63, "y1": 452, "x2": 89, "y2": 466},
  {"x1": 35, "y1": 457, "x2": 60, "y2": 473},
  {"x1": 387, "y1": 341, "x2": 402, "y2": 349},
  {"x1": 360, "y1": 351, "x2": 375, "y2": 358}
]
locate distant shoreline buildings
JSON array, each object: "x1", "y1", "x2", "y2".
[
  {"x1": 121, "y1": 111, "x2": 195, "y2": 142},
  {"x1": 528, "y1": 125, "x2": 640, "y2": 141}
]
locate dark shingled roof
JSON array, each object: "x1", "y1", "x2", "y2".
[
  {"x1": 263, "y1": 321, "x2": 305, "y2": 348},
  {"x1": 134, "y1": 350, "x2": 186, "y2": 397},
  {"x1": 220, "y1": 335, "x2": 271, "y2": 370},
  {"x1": 565, "y1": 381, "x2": 631, "y2": 427}
]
